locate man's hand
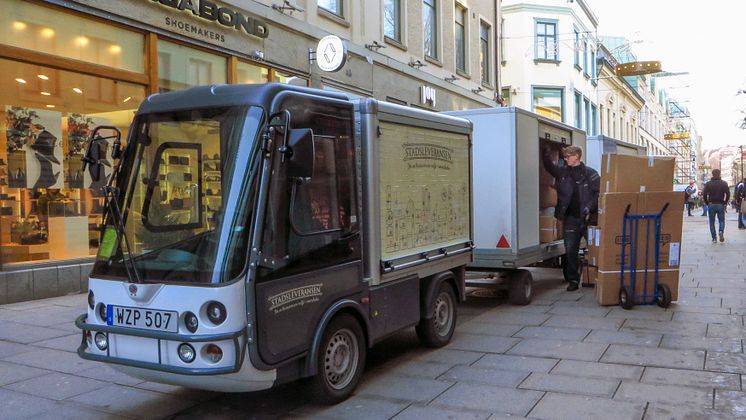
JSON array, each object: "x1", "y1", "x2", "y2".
[{"x1": 582, "y1": 207, "x2": 591, "y2": 221}]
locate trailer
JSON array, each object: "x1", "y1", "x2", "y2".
[
  {"x1": 76, "y1": 83, "x2": 473, "y2": 404},
  {"x1": 446, "y1": 107, "x2": 586, "y2": 304},
  {"x1": 586, "y1": 134, "x2": 646, "y2": 175}
]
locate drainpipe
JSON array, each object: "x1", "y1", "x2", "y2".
[{"x1": 495, "y1": 0, "x2": 502, "y2": 105}]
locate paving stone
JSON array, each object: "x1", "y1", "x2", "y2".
[
  {"x1": 356, "y1": 374, "x2": 453, "y2": 402},
  {"x1": 605, "y1": 307, "x2": 674, "y2": 322},
  {"x1": 32, "y1": 267, "x2": 59, "y2": 300},
  {"x1": 473, "y1": 354, "x2": 558, "y2": 373},
  {"x1": 438, "y1": 365, "x2": 529, "y2": 387},
  {"x1": 446, "y1": 333, "x2": 520, "y2": 354},
  {"x1": 707, "y1": 324, "x2": 746, "y2": 339},
  {"x1": 673, "y1": 312, "x2": 744, "y2": 325},
  {"x1": 674, "y1": 296, "x2": 723, "y2": 308},
  {"x1": 0, "y1": 340, "x2": 29, "y2": 359},
  {"x1": 546, "y1": 305, "x2": 612, "y2": 317},
  {"x1": 0, "y1": 305, "x2": 83, "y2": 328},
  {"x1": 457, "y1": 322, "x2": 522, "y2": 337},
  {"x1": 469, "y1": 311, "x2": 550, "y2": 326},
  {"x1": 133, "y1": 381, "x2": 219, "y2": 402},
  {"x1": 6, "y1": 270, "x2": 33, "y2": 304},
  {"x1": 660, "y1": 334, "x2": 743, "y2": 353},
  {"x1": 621, "y1": 318, "x2": 708, "y2": 337},
  {"x1": 0, "y1": 320, "x2": 70, "y2": 344},
  {"x1": 295, "y1": 395, "x2": 409, "y2": 420},
  {"x1": 513, "y1": 326, "x2": 591, "y2": 341},
  {"x1": 5, "y1": 372, "x2": 109, "y2": 401},
  {"x1": 543, "y1": 315, "x2": 624, "y2": 331},
  {"x1": 528, "y1": 392, "x2": 644, "y2": 420},
  {"x1": 69, "y1": 384, "x2": 196, "y2": 418},
  {"x1": 614, "y1": 381, "x2": 713, "y2": 409},
  {"x1": 550, "y1": 360, "x2": 644, "y2": 381},
  {"x1": 642, "y1": 367, "x2": 741, "y2": 391},
  {"x1": 372, "y1": 359, "x2": 454, "y2": 380},
  {"x1": 432, "y1": 382, "x2": 543, "y2": 416},
  {"x1": 57, "y1": 265, "x2": 82, "y2": 296},
  {"x1": 392, "y1": 404, "x2": 489, "y2": 420},
  {"x1": 0, "y1": 360, "x2": 51, "y2": 386},
  {"x1": 415, "y1": 349, "x2": 483, "y2": 366},
  {"x1": 600, "y1": 344, "x2": 705, "y2": 370},
  {"x1": 583, "y1": 329, "x2": 662, "y2": 347},
  {"x1": 31, "y1": 333, "x2": 81, "y2": 353},
  {"x1": 705, "y1": 352, "x2": 746, "y2": 374},
  {"x1": 0, "y1": 388, "x2": 58, "y2": 420},
  {"x1": 714, "y1": 390, "x2": 746, "y2": 417},
  {"x1": 668, "y1": 304, "x2": 732, "y2": 315},
  {"x1": 507, "y1": 338, "x2": 608, "y2": 362},
  {"x1": 2, "y1": 347, "x2": 94, "y2": 374},
  {"x1": 644, "y1": 403, "x2": 734, "y2": 420},
  {"x1": 25, "y1": 401, "x2": 131, "y2": 420},
  {"x1": 518, "y1": 372, "x2": 619, "y2": 398}
]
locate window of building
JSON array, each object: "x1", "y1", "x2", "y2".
[
  {"x1": 455, "y1": 5, "x2": 466, "y2": 73},
  {"x1": 590, "y1": 47, "x2": 596, "y2": 81},
  {"x1": 480, "y1": 21, "x2": 491, "y2": 85},
  {"x1": 1, "y1": 0, "x2": 145, "y2": 73},
  {"x1": 500, "y1": 18, "x2": 505, "y2": 65},
  {"x1": 318, "y1": 0, "x2": 343, "y2": 17},
  {"x1": 533, "y1": 87, "x2": 563, "y2": 122},
  {"x1": 500, "y1": 87, "x2": 511, "y2": 106},
  {"x1": 157, "y1": 40, "x2": 226, "y2": 93},
  {"x1": 584, "y1": 97, "x2": 591, "y2": 133},
  {"x1": 591, "y1": 104, "x2": 598, "y2": 135},
  {"x1": 535, "y1": 19, "x2": 557, "y2": 61},
  {"x1": 423, "y1": 0, "x2": 438, "y2": 59},
  {"x1": 574, "y1": 28, "x2": 580, "y2": 69},
  {"x1": 272, "y1": 71, "x2": 309, "y2": 87},
  {"x1": 574, "y1": 91, "x2": 582, "y2": 128},
  {"x1": 236, "y1": 61, "x2": 269, "y2": 84},
  {"x1": 384, "y1": 0, "x2": 402, "y2": 42}
]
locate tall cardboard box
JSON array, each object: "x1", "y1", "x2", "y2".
[
  {"x1": 600, "y1": 155, "x2": 676, "y2": 193},
  {"x1": 595, "y1": 193, "x2": 638, "y2": 271},
  {"x1": 636, "y1": 191, "x2": 684, "y2": 271},
  {"x1": 539, "y1": 185, "x2": 558, "y2": 208}
]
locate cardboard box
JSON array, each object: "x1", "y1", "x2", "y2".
[
  {"x1": 539, "y1": 215, "x2": 563, "y2": 243},
  {"x1": 600, "y1": 154, "x2": 676, "y2": 193},
  {"x1": 539, "y1": 148, "x2": 559, "y2": 186},
  {"x1": 540, "y1": 185, "x2": 558, "y2": 208},
  {"x1": 582, "y1": 264, "x2": 598, "y2": 286},
  {"x1": 596, "y1": 193, "x2": 638, "y2": 271},
  {"x1": 596, "y1": 269, "x2": 679, "y2": 305},
  {"x1": 636, "y1": 191, "x2": 684, "y2": 270}
]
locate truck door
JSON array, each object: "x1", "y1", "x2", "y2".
[{"x1": 254, "y1": 95, "x2": 362, "y2": 365}]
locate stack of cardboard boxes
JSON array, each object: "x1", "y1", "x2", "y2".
[
  {"x1": 539, "y1": 147, "x2": 562, "y2": 243},
  {"x1": 585, "y1": 155, "x2": 683, "y2": 305}
]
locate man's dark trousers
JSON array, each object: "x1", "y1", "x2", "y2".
[{"x1": 563, "y1": 215, "x2": 583, "y2": 285}]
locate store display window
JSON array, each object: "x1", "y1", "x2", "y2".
[
  {"x1": 1, "y1": 0, "x2": 145, "y2": 72},
  {"x1": 157, "y1": 40, "x2": 227, "y2": 92},
  {"x1": 0, "y1": 58, "x2": 144, "y2": 265},
  {"x1": 236, "y1": 61, "x2": 269, "y2": 85}
]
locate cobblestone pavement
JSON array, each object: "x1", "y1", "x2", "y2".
[{"x1": 1, "y1": 210, "x2": 744, "y2": 419}]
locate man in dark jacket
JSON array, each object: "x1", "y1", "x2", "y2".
[
  {"x1": 702, "y1": 168, "x2": 730, "y2": 242},
  {"x1": 542, "y1": 145, "x2": 600, "y2": 291}
]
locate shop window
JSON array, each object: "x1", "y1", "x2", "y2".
[
  {"x1": 533, "y1": 87, "x2": 563, "y2": 122},
  {"x1": 0, "y1": 0, "x2": 144, "y2": 73},
  {"x1": 0, "y1": 58, "x2": 144, "y2": 266},
  {"x1": 272, "y1": 71, "x2": 308, "y2": 87},
  {"x1": 236, "y1": 62, "x2": 269, "y2": 84},
  {"x1": 157, "y1": 40, "x2": 227, "y2": 93}
]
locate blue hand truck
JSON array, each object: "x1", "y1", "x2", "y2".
[{"x1": 618, "y1": 203, "x2": 672, "y2": 310}]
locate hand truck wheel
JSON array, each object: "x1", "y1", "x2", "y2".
[
  {"x1": 656, "y1": 283, "x2": 672, "y2": 308},
  {"x1": 619, "y1": 285, "x2": 634, "y2": 310}
]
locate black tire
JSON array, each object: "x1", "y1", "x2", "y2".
[
  {"x1": 308, "y1": 314, "x2": 366, "y2": 405},
  {"x1": 619, "y1": 285, "x2": 634, "y2": 310},
  {"x1": 509, "y1": 269, "x2": 533, "y2": 305},
  {"x1": 656, "y1": 283, "x2": 672, "y2": 308},
  {"x1": 416, "y1": 282, "x2": 457, "y2": 348}
]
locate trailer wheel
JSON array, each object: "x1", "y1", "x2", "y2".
[
  {"x1": 416, "y1": 282, "x2": 457, "y2": 348},
  {"x1": 656, "y1": 284, "x2": 672, "y2": 308},
  {"x1": 509, "y1": 269, "x2": 533, "y2": 305},
  {"x1": 308, "y1": 314, "x2": 366, "y2": 405},
  {"x1": 619, "y1": 286, "x2": 634, "y2": 310}
]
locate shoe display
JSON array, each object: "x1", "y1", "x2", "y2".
[{"x1": 719, "y1": 231, "x2": 724, "y2": 242}]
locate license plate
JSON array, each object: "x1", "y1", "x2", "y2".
[{"x1": 107, "y1": 305, "x2": 178, "y2": 333}]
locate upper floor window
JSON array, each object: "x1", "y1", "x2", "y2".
[
  {"x1": 533, "y1": 87, "x2": 563, "y2": 122},
  {"x1": 583, "y1": 39, "x2": 589, "y2": 76},
  {"x1": 318, "y1": 0, "x2": 343, "y2": 17},
  {"x1": 480, "y1": 21, "x2": 491, "y2": 85},
  {"x1": 574, "y1": 29, "x2": 580, "y2": 68},
  {"x1": 384, "y1": 0, "x2": 402, "y2": 42},
  {"x1": 423, "y1": 0, "x2": 438, "y2": 59},
  {"x1": 455, "y1": 5, "x2": 466, "y2": 72},
  {"x1": 535, "y1": 20, "x2": 558, "y2": 61}
]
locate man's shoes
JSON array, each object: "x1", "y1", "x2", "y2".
[
  {"x1": 566, "y1": 282, "x2": 579, "y2": 291},
  {"x1": 719, "y1": 232, "x2": 725, "y2": 242},
  {"x1": 712, "y1": 237, "x2": 717, "y2": 243}
]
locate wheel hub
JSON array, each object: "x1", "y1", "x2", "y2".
[
  {"x1": 324, "y1": 329, "x2": 358, "y2": 389},
  {"x1": 433, "y1": 293, "x2": 452, "y2": 336}
]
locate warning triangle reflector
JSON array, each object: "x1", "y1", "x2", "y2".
[{"x1": 496, "y1": 235, "x2": 510, "y2": 248}]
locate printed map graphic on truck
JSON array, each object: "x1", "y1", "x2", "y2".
[{"x1": 378, "y1": 121, "x2": 470, "y2": 261}]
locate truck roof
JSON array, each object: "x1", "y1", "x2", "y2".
[{"x1": 137, "y1": 83, "x2": 349, "y2": 114}]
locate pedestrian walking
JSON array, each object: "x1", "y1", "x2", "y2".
[
  {"x1": 702, "y1": 169, "x2": 730, "y2": 243},
  {"x1": 542, "y1": 145, "x2": 600, "y2": 291},
  {"x1": 684, "y1": 183, "x2": 695, "y2": 216},
  {"x1": 736, "y1": 178, "x2": 746, "y2": 229}
]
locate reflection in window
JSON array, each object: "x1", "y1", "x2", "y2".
[
  {"x1": 533, "y1": 87, "x2": 563, "y2": 122},
  {"x1": 318, "y1": 0, "x2": 343, "y2": 16},
  {"x1": 157, "y1": 40, "x2": 226, "y2": 93},
  {"x1": 236, "y1": 62, "x2": 269, "y2": 84},
  {"x1": 384, "y1": 0, "x2": 401, "y2": 42},
  {"x1": 273, "y1": 71, "x2": 308, "y2": 87},
  {"x1": 455, "y1": 5, "x2": 466, "y2": 72},
  {"x1": 480, "y1": 21, "x2": 491, "y2": 84},
  {"x1": 423, "y1": 0, "x2": 438, "y2": 59},
  {"x1": 535, "y1": 20, "x2": 557, "y2": 60}
]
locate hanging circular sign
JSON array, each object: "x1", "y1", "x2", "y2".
[{"x1": 316, "y1": 35, "x2": 348, "y2": 72}]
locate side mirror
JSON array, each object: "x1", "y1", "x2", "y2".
[
  {"x1": 285, "y1": 128, "x2": 314, "y2": 179},
  {"x1": 82, "y1": 126, "x2": 122, "y2": 171}
]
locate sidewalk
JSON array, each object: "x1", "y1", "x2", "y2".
[{"x1": 0, "y1": 210, "x2": 744, "y2": 419}]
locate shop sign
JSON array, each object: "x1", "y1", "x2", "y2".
[
  {"x1": 315, "y1": 35, "x2": 348, "y2": 73},
  {"x1": 664, "y1": 132, "x2": 689, "y2": 140},
  {"x1": 420, "y1": 86, "x2": 436, "y2": 107},
  {"x1": 150, "y1": 0, "x2": 268, "y2": 38}
]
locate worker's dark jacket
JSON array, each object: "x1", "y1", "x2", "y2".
[
  {"x1": 702, "y1": 177, "x2": 730, "y2": 205},
  {"x1": 542, "y1": 153, "x2": 601, "y2": 225}
]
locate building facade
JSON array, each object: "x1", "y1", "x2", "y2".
[
  {"x1": 595, "y1": 43, "x2": 644, "y2": 146},
  {"x1": 0, "y1": 0, "x2": 501, "y2": 302}
]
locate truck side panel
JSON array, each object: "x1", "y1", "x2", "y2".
[{"x1": 516, "y1": 111, "x2": 540, "y2": 251}]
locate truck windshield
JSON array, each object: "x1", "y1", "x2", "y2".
[{"x1": 91, "y1": 106, "x2": 264, "y2": 284}]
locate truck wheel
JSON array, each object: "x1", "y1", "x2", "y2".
[
  {"x1": 308, "y1": 314, "x2": 366, "y2": 405},
  {"x1": 416, "y1": 282, "x2": 457, "y2": 348},
  {"x1": 509, "y1": 269, "x2": 533, "y2": 305}
]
